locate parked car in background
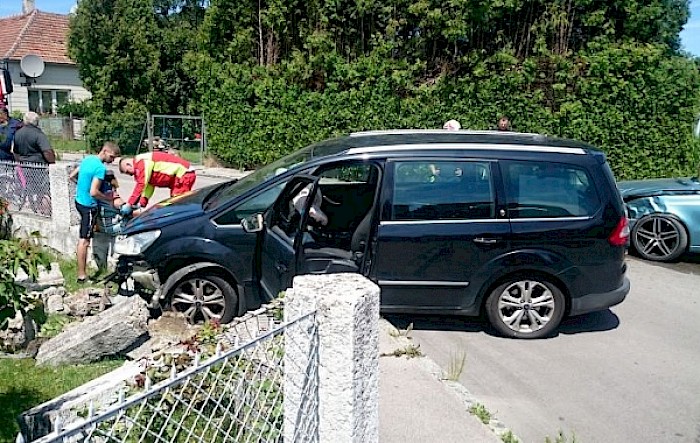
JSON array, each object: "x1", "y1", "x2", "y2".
[
  {"x1": 618, "y1": 177, "x2": 700, "y2": 262},
  {"x1": 112, "y1": 130, "x2": 630, "y2": 339}
]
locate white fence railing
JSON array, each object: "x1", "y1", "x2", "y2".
[
  {"x1": 20, "y1": 273, "x2": 381, "y2": 443},
  {"x1": 27, "y1": 308, "x2": 318, "y2": 442}
]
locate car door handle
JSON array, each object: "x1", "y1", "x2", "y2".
[
  {"x1": 473, "y1": 237, "x2": 498, "y2": 244},
  {"x1": 275, "y1": 263, "x2": 288, "y2": 273}
]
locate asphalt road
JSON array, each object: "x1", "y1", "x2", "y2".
[{"x1": 385, "y1": 256, "x2": 700, "y2": 443}]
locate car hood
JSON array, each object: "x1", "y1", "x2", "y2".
[
  {"x1": 122, "y1": 188, "x2": 211, "y2": 234},
  {"x1": 617, "y1": 177, "x2": 700, "y2": 199}
]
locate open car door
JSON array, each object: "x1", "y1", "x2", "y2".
[{"x1": 255, "y1": 175, "x2": 320, "y2": 301}]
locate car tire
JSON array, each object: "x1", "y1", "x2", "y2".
[
  {"x1": 166, "y1": 274, "x2": 239, "y2": 324},
  {"x1": 631, "y1": 214, "x2": 688, "y2": 262},
  {"x1": 485, "y1": 277, "x2": 565, "y2": 339}
]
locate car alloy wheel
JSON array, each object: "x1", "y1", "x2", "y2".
[
  {"x1": 631, "y1": 214, "x2": 688, "y2": 262},
  {"x1": 486, "y1": 278, "x2": 565, "y2": 339},
  {"x1": 169, "y1": 275, "x2": 237, "y2": 324}
]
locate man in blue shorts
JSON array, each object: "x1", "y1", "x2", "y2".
[{"x1": 70, "y1": 141, "x2": 120, "y2": 283}]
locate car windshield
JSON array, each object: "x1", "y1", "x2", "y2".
[{"x1": 203, "y1": 145, "x2": 316, "y2": 210}]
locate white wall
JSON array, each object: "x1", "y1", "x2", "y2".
[{"x1": 4, "y1": 61, "x2": 90, "y2": 115}]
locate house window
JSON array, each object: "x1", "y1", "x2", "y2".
[{"x1": 28, "y1": 89, "x2": 71, "y2": 115}]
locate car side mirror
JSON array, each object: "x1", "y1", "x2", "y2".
[{"x1": 241, "y1": 213, "x2": 264, "y2": 233}]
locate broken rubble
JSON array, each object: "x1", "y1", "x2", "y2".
[
  {"x1": 0, "y1": 311, "x2": 37, "y2": 351},
  {"x1": 15, "y1": 262, "x2": 65, "y2": 291}
]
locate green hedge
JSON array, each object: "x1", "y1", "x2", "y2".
[{"x1": 190, "y1": 43, "x2": 700, "y2": 180}]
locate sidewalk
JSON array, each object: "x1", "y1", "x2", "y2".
[{"x1": 379, "y1": 319, "x2": 503, "y2": 443}]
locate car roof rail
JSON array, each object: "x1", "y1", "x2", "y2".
[{"x1": 349, "y1": 129, "x2": 546, "y2": 138}]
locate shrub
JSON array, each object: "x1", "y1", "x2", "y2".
[{"x1": 0, "y1": 227, "x2": 51, "y2": 331}]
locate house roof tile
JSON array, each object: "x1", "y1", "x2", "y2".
[{"x1": 0, "y1": 10, "x2": 73, "y2": 65}]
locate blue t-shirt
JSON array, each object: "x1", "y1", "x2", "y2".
[{"x1": 75, "y1": 155, "x2": 106, "y2": 207}]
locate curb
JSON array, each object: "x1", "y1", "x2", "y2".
[{"x1": 379, "y1": 318, "x2": 521, "y2": 442}]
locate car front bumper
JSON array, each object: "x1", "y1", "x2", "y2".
[{"x1": 112, "y1": 256, "x2": 163, "y2": 308}]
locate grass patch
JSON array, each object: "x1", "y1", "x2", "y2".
[
  {"x1": 54, "y1": 255, "x2": 80, "y2": 294},
  {"x1": 0, "y1": 358, "x2": 122, "y2": 440}
]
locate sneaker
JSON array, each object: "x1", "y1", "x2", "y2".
[{"x1": 77, "y1": 277, "x2": 94, "y2": 285}]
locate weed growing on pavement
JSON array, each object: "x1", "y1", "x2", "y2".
[
  {"x1": 501, "y1": 430, "x2": 520, "y2": 443},
  {"x1": 469, "y1": 403, "x2": 492, "y2": 424},
  {"x1": 380, "y1": 344, "x2": 422, "y2": 358},
  {"x1": 545, "y1": 430, "x2": 578, "y2": 443},
  {"x1": 444, "y1": 349, "x2": 467, "y2": 381},
  {"x1": 388, "y1": 322, "x2": 413, "y2": 339}
]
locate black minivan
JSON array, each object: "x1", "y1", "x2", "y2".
[{"x1": 113, "y1": 130, "x2": 630, "y2": 338}]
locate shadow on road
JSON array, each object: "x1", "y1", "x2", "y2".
[
  {"x1": 557, "y1": 309, "x2": 620, "y2": 335},
  {"x1": 383, "y1": 309, "x2": 620, "y2": 338},
  {"x1": 384, "y1": 313, "x2": 490, "y2": 335}
]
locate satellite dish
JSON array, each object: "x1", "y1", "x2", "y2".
[{"x1": 20, "y1": 55, "x2": 45, "y2": 78}]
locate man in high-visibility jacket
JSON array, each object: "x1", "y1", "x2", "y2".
[{"x1": 118, "y1": 151, "x2": 196, "y2": 214}]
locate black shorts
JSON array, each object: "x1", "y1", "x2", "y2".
[{"x1": 76, "y1": 201, "x2": 98, "y2": 239}]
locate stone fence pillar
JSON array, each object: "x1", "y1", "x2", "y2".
[
  {"x1": 49, "y1": 163, "x2": 73, "y2": 233},
  {"x1": 284, "y1": 273, "x2": 380, "y2": 443}
]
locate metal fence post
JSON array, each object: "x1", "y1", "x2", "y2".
[{"x1": 284, "y1": 274, "x2": 380, "y2": 443}]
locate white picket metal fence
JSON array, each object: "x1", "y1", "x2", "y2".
[{"x1": 25, "y1": 301, "x2": 320, "y2": 443}]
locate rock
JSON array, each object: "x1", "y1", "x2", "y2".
[
  {"x1": 35, "y1": 297, "x2": 150, "y2": 366},
  {"x1": 37, "y1": 286, "x2": 67, "y2": 314},
  {"x1": 0, "y1": 311, "x2": 38, "y2": 351},
  {"x1": 64, "y1": 288, "x2": 109, "y2": 317},
  {"x1": 15, "y1": 262, "x2": 65, "y2": 292},
  {"x1": 45, "y1": 293, "x2": 64, "y2": 314}
]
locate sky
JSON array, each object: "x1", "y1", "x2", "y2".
[{"x1": 2, "y1": 0, "x2": 700, "y2": 56}]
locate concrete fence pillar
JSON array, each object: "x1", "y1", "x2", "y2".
[
  {"x1": 284, "y1": 273, "x2": 380, "y2": 443},
  {"x1": 49, "y1": 163, "x2": 72, "y2": 233}
]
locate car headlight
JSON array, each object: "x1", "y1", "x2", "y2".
[{"x1": 114, "y1": 230, "x2": 161, "y2": 256}]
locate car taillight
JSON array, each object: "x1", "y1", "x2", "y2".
[{"x1": 608, "y1": 216, "x2": 630, "y2": 246}]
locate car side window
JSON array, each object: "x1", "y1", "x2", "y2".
[
  {"x1": 214, "y1": 181, "x2": 288, "y2": 226},
  {"x1": 504, "y1": 161, "x2": 600, "y2": 218},
  {"x1": 391, "y1": 161, "x2": 495, "y2": 221}
]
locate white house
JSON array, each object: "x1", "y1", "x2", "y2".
[{"x1": 0, "y1": 0, "x2": 90, "y2": 115}]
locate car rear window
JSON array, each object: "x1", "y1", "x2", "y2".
[{"x1": 503, "y1": 161, "x2": 600, "y2": 218}]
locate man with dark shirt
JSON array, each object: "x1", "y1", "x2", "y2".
[
  {"x1": 13, "y1": 111, "x2": 56, "y2": 164},
  {"x1": 0, "y1": 107, "x2": 21, "y2": 161}
]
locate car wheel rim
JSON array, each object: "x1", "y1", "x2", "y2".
[
  {"x1": 171, "y1": 278, "x2": 227, "y2": 323},
  {"x1": 497, "y1": 280, "x2": 555, "y2": 334},
  {"x1": 635, "y1": 217, "x2": 680, "y2": 260}
]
